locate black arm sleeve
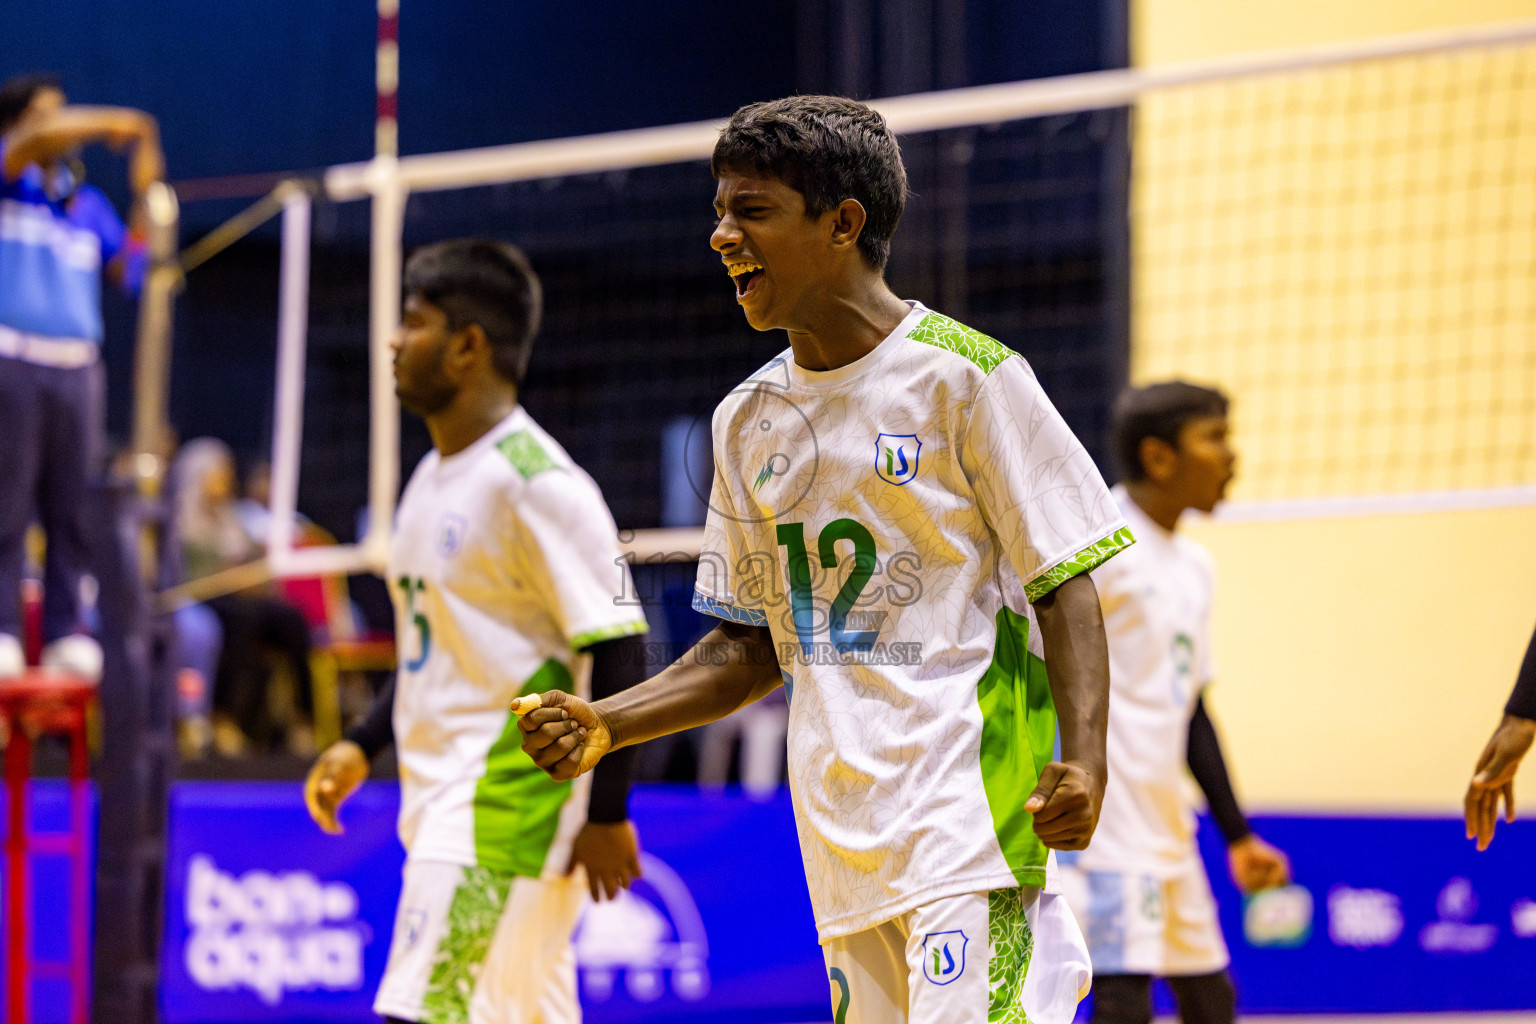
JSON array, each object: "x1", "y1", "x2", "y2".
[
  {"x1": 1506, "y1": 622, "x2": 1536, "y2": 720},
  {"x1": 1186, "y1": 694, "x2": 1251, "y2": 845},
  {"x1": 343, "y1": 674, "x2": 395, "y2": 761},
  {"x1": 585, "y1": 632, "x2": 648, "y2": 824}
]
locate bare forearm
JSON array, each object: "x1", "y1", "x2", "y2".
[
  {"x1": 595, "y1": 622, "x2": 782, "y2": 750},
  {"x1": 4, "y1": 107, "x2": 159, "y2": 182},
  {"x1": 1033, "y1": 572, "x2": 1109, "y2": 772}
]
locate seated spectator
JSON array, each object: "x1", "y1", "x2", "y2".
[{"x1": 173, "y1": 437, "x2": 314, "y2": 754}]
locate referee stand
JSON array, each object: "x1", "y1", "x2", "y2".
[{"x1": 0, "y1": 666, "x2": 96, "y2": 1024}]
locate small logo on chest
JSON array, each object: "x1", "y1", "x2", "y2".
[
  {"x1": 437, "y1": 513, "x2": 467, "y2": 557},
  {"x1": 875, "y1": 433, "x2": 922, "y2": 486}
]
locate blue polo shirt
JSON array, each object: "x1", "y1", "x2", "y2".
[{"x1": 0, "y1": 145, "x2": 131, "y2": 345}]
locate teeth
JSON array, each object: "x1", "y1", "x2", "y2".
[{"x1": 727, "y1": 263, "x2": 763, "y2": 277}]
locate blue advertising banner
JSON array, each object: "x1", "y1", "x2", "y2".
[
  {"x1": 1202, "y1": 814, "x2": 1536, "y2": 1014},
  {"x1": 144, "y1": 788, "x2": 1536, "y2": 1021},
  {"x1": 159, "y1": 782, "x2": 827, "y2": 1024},
  {"x1": 161, "y1": 782, "x2": 406, "y2": 1023}
]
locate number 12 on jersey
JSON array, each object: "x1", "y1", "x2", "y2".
[
  {"x1": 776, "y1": 519, "x2": 880, "y2": 655},
  {"x1": 396, "y1": 576, "x2": 431, "y2": 671}
]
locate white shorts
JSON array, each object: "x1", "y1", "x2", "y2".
[
  {"x1": 821, "y1": 888, "x2": 1091, "y2": 1024},
  {"x1": 374, "y1": 858, "x2": 589, "y2": 1024},
  {"x1": 1058, "y1": 854, "x2": 1229, "y2": 978}
]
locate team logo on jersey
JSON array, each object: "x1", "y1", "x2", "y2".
[
  {"x1": 921, "y1": 930, "x2": 967, "y2": 984},
  {"x1": 436, "y1": 513, "x2": 467, "y2": 557},
  {"x1": 875, "y1": 433, "x2": 921, "y2": 486}
]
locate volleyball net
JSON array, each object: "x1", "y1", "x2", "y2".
[{"x1": 229, "y1": 17, "x2": 1536, "y2": 582}]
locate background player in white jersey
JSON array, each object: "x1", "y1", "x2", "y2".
[
  {"x1": 302, "y1": 239, "x2": 650, "y2": 1024},
  {"x1": 1062, "y1": 381, "x2": 1290, "y2": 1024},
  {"x1": 518, "y1": 95, "x2": 1132, "y2": 1024}
]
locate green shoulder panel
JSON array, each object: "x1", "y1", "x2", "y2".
[
  {"x1": 496, "y1": 429, "x2": 561, "y2": 480},
  {"x1": 907, "y1": 311, "x2": 1015, "y2": 375}
]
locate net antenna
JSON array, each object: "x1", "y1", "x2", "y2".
[{"x1": 262, "y1": 16, "x2": 1536, "y2": 579}]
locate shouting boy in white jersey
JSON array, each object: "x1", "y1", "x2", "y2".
[
  {"x1": 1062, "y1": 381, "x2": 1290, "y2": 1024},
  {"x1": 302, "y1": 239, "x2": 650, "y2": 1024},
  {"x1": 518, "y1": 95, "x2": 1133, "y2": 1024}
]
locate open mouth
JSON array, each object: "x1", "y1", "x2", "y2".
[{"x1": 728, "y1": 261, "x2": 764, "y2": 298}]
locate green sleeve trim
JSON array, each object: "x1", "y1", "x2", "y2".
[
  {"x1": 496, "y1": 429, "x2": 561, "y2": 480},
  {"x1": 1023, "y1": 525, "x2": 1135, "y2": 604},
  {"x1": 570, "y1": 618, "x2": 650, "y2": 651},
  {"x1": 907, "y1": 311, "x2": 1015, "y2": 374}
]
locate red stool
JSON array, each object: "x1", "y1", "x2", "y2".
[{"x1": 0, "y1": 670, "x2": 95, "y2": 1024}]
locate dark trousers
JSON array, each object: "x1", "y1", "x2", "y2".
[
  {"x1": 0, "y1": 356, "x2": 103, "y2": 642},
  {"x1": 207, "y1": 594, "x2": 314, "y2": 748}
]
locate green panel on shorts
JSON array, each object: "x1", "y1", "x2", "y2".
[
  {"x1": 420, "y1": 865, "x2": 515, "y2": 1024},
  {"x1": 987, "y1": 888, "x2": 1037, "y2": 1023},
  {"x1": 976, "y1": 607, "x2": 1054, "y2": 889},
  {"x1": 472, "y1": 658, "x2": 575, "y2": 875}
]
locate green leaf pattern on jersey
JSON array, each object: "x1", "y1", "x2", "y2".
[
  {"x1": 420, "y1": 865, "x2": 515, "y2": 1024},
  {"x1": 908, "y1": 312, "x2": 1014, "y2": 374},
  {"x1": 1023, "y1": 525, "x2": 1135, "y2": 604},
  {"x1": 496, "y1": 429, "x2": 560, "y2": 480},
  {"x1": 473, "y1": 658, "x2": 576, "y2": 875},
  {"x1": 987, "y1": 887, "x2": 1037, "y2": 1023}
]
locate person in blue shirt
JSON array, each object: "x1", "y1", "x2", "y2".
[{"x1": 0, "y1": 73, "x2": 163, "y2": 680}]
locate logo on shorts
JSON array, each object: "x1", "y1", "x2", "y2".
[
  {"x1": 402, "y1": 908, "x2": 426, "y2": 948},
  {"x1": 875, "y1": 433, "x2": 921, "y2": 486},
  {"x1": 437, "y1": 513, "x2": 467, "y2": 557},
  {"x1": 922, "y1": 929, "x2": 967, "y2": 985}
]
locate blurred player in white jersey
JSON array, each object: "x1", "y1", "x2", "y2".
[
  {"x1": 519, "y1": 95, "x2": 1132, "y2": 1024},
  {"x1": 1062, "y1": 381, "x2": 1290, "y2": 1024},
  {"x1": 302, "y1": 239, "x2": 650, "y2": 1024}
]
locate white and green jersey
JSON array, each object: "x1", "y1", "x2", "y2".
[
  {"x1": 1079, "y1": 485, "x2": 1215, "y2": 877},
  {"x1": 693, "y1": 301, "x2": 1132, "y2": 940},
  {"x1": 388, "y1": 407, "x2": 648, "y2": 877}
]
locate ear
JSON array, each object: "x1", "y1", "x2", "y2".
[
  {"x1": 828, "y1": 198, "x2": 867, "y2": 255},
  {"x1": 444, "y1": 322, "x2": 490, "y2": 379},
  {"x1": 1138, "y1": 435, "x2": 1179, "y2": 484}
]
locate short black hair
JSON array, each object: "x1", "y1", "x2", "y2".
[
  {"x1": 711, "y1": 95, "x2": 908, "y2": 271},
  {"x1": 0, "y1": 73, "x2": 62, "y2": 136},
  {"x1": 403, "y1": 238, "x2": 543, "y2": 388},
  {"x1": 1112, "y1": 380, "x2": 1230, "y2": 482}
]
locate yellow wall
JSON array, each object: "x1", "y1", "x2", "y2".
[
  {"x1": 1132, "y1": 0, "x2": 1536, "y2": 812},
  {"x1": 1136, "y1": 0, "x2": 1536, "y2": 65},
  {"x1": 1186, "y1": 506, "x2": 1536, "y2": 812}
]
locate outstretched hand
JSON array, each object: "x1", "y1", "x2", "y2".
[
  {"x1": 568, "y1": 821, "x2": 642, "y2": 902},
  {"x1": 516, "y1": 690, "x2": 612, "y2": 781},
  {"x1": 304, "y1": 740, "x2": 370, "y2": 835},
  {"x1": 1025, "y1": 761, "x2": 1103, "y2": 850},
  {"x1": 1465, "y1": 713, "x2": 1536, "y2": 851},
  {"x1": 1228, "y1": 833, "x2": 1290, "y2": 893}
]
